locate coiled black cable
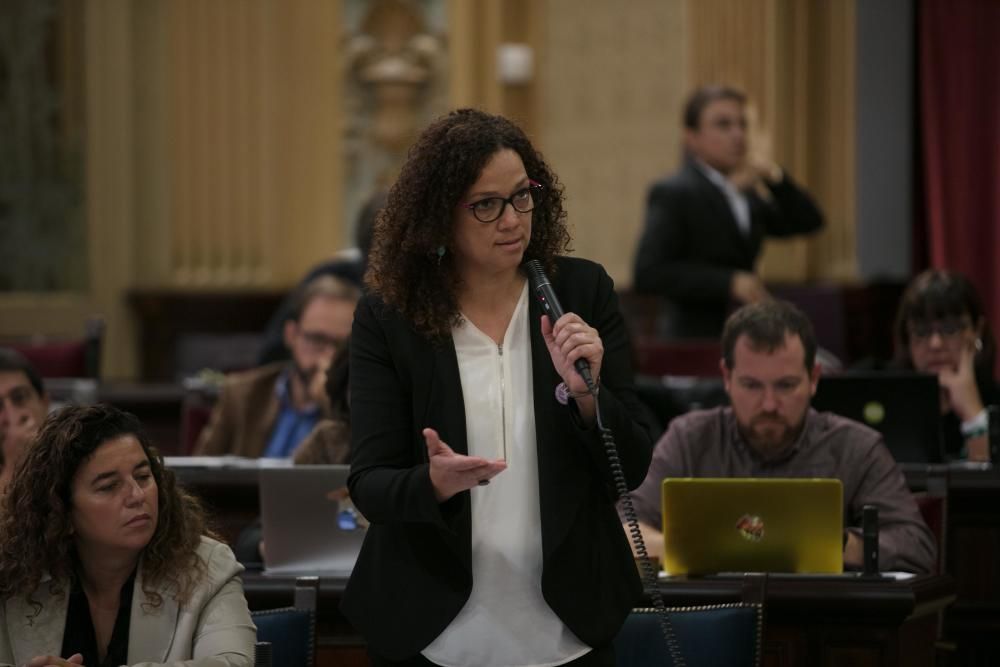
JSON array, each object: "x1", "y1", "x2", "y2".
[{"x1": 586, "y1": 377, "x2": 687, "y2": 666}]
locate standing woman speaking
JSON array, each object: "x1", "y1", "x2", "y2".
[{"x1": 343, "y1": 108, "x2": 653, "y2": 666}]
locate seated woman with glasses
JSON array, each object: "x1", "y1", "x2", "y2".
[
  {"x1": 0, "y1": 404, "x2": 256, "y2": 666},
  {"x1": 894, "y1": 270, "x2": 998, "y2": 461}
]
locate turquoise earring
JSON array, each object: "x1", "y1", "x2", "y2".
[{"x1": 436, "y1": 245, "x2": 446, "y2": 265}]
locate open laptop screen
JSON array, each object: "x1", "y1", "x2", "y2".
[
  {"x1": 259, "y1": 465, "x2": 366, "y2": 575},
  {"x1": 660, "y1": 477, "x2": 843, "y2": 576},
  {"x1": 812, "y1": 372, "x2": 943, "y2": 463}
]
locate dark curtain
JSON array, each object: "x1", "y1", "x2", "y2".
[{"x1": 918, "y1": 0, "x2": 1000, "y2": 375}]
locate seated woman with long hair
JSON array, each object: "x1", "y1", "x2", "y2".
[
  {"x1": 0, "y1": 404, "x2": 256, "y2": 666},
  {"x1": 894, "y1": 269, "x2": 998, "y2": 461}
]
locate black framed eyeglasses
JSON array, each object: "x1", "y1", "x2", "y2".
[
  {"x1": 462, "y1": 180, "x2": 544, "y2": 223},
  {"x1": 299, "y1": 330, "x2": 346, "y2": 352},
  {"x1": 908, "y1": 318, "x2": 970, "y2": 342}
]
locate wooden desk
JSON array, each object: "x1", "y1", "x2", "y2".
[
  {"x1": 904, "y1": 463, "x2": 1000, "y2": 664},
  {"x1": 171, "y1": 462, "x2": 976, "y2": 663},
  {"x1": 659, "y1": 574, "x2": 954, "y2": 666},
  {"x1": 241, "y1": 572, "x2": 954, "y2": 667}
]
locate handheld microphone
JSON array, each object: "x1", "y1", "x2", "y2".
[{"x1": 523, "y1": 260, "x2": 595, "y2": 390}]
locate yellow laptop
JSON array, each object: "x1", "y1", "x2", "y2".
[{"x1": 660, "y1": 478, "x2": 844, "y2": 575}]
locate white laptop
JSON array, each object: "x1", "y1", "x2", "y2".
[{"x1": 259, "y1": 465, "x2": 366, "y2": 575}]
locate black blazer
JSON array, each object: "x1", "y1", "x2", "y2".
[
  {"x1": 342, "y1": 257, "x2": 654, "y2": 661},
  {"x1": 633, "y1": 161, "x2": 823, "y2": 337}
]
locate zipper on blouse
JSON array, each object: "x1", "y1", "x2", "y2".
[{"x1": 498, "y1": 343, "x2": 507, "y2": 462}]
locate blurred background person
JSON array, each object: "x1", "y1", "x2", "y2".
[
  {"x1": 292, "y1": 337, "x2": 352, "y2": 466},
  {"x1": 633, "y1": 84, "x2": 823, "y2": 338},
  {"x1": 894, "y1": 269, "x2": 998, "y2": 462},
  {"x1": 195, "y1": 275, "x2": 359, "y2": 459},
  {"x1": 344, "y1": 109, "x2": 652, "y2": 666},
  {"x1": 0, "y1": 404, "x2": 255, "y2": 666},
  {"x1": 0, "y1": 348, "x2": 49, "y2": 495},
  {"x1": 257, "y1": 190, "x2": 386, "y2": 365}
]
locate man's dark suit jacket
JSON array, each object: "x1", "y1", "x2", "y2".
[
  {"x1": 633, "y1": 161, "x2": 823, "y2": 337},
  {"x1": 342, "y1": 257, "x2": 654, "y2": 661}
]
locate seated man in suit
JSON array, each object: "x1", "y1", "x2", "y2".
[
  {"x1": 0, "y1": 348, "x2": 49, "y2": 494},
  {"x1": 625, "y1": 300, "x2": 937, "y2": 573},
  {"x1": 194, "y1": 275, "x2": 359, "y2": 458},
  {"x1": 633, "y1": 84, "x2": 823, "y2": 338}
]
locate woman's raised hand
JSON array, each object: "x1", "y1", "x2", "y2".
[{"x1": 424, "y1": 428, "x2": 506, "y2": 502}]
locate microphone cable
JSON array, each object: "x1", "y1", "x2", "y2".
[
  {"x1": 525, "y1": 260, "x2": 685, "y2": 665},
  {"x1": 584, "y1": 374, "x2": 687, "y2": 667}
]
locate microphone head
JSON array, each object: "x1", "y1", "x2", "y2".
[{"x1": 523, "y1": 259, "x2": 546, "y2": 288}]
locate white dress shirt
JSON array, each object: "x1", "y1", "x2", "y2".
[
  {"x1": 422, "y1": 283, "x2": 590, "y2": 667},
  {"x1": 696, "y1": 160, "x2": 751, "y2": 237}
]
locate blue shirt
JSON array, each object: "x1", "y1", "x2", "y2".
[{"x1": 262, "y1": 371, "x2": 321, "y2": 458}]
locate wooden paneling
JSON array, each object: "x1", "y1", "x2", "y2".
[
  {"x1": 164, "y1": 0, "x2": 343, "y2": 288},
  {"x1": 84, "y1": 0, "x2": 138, "y2": 378}
]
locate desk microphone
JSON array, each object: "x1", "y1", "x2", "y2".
[
  {"x1": 523, "y1": 260, "x2": 595, "y2": 389},
  {"x1": 987, "y1": 405, "x2": 999, "y2": 462},
  {"x1": 862, "y1": 504, "x2": 879, "y2": 576}
]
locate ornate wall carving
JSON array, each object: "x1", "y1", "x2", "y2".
[{"x1": 342, "y1": 0, "x2": 447, "y2": 241}]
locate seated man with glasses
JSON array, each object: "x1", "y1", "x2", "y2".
[
  {"x1": 195, "y1": 275, "x2": 359, "y2": 458},
  {"x1": 893, "y1": 270, "x2": 998, "y2": 462}
]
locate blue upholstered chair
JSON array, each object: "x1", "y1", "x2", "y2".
[
  {"x1": 614, "y1": 603, "x2": 763, "y2": 667},
  {"x1": 252, "y1": 576, "x2": 318, "y2": 667}
]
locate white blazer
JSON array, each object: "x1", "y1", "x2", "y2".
[{"x1": 0, "y1": 536, "x2": 256, "y2": 667}]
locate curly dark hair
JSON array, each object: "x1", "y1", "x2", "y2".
[
  {"x1": 0, "y1": 403, "x2": 217, "y2": 617},
  {"x1": 365, "y1": 108, "x2": 572, "y2": 338},
  {"x1": 894, "y1": 269, "x2": 997, "y2": 380}
]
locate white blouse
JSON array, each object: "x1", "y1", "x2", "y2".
[{"x1": 422, "y1": 282, "x2": 590, "y2": 667}]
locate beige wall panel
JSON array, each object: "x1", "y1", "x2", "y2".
[
  {"x1": 537, "y1": 0, "x2": 689, "y2": 285},
  {"x1": 804, "y1": 0, "x2": 857, "y2": 282},
  {"x1": 448, "y1": 0, "x2": 502, "y2": 112},
  {"x1": 269, "y1": 0, "x2": 344, "y2": 284},
  {"x1": 133, "y1": 1, "x2": 172, "y2": 285},
  {"x1": 689, "y1": 0, "x2": 775, "y2": 125},
  {"x1": 85, "y1": 0, "x2": 138, "y2": 378}
]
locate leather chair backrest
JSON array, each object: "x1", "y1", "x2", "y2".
[{"x1": 615, "y1": 603, "x2": 763, "y2": 667}]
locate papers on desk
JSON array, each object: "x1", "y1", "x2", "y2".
[
  {"x1": 947, "y1": 460, "x2": 994, "y2": 472},
  {"x1": 164, "y1": 455, "x2": 294, "y2": 469},
  {"x1": 659, "y1": 570, "x2": 918, "y2": 581}
]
